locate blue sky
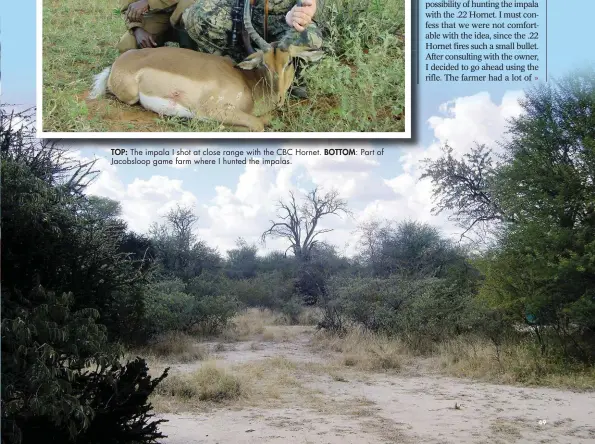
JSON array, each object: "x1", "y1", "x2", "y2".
[{"x1": 3, "y1": 0, "x2": 595, "y2": 254}]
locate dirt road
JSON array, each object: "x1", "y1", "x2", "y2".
[{"x1": 155, "y1": 328, "x2": 595, "y2": 444}]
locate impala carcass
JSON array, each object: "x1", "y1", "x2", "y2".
[{"x1": 89, "y1": 1, "x2": 323, "y2": 131}]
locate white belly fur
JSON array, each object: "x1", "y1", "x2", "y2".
[{"x1": 139, "y1": 93, "x2": 194, "y2": 118}]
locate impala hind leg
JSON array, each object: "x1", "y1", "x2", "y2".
[
  {"x1": 214, "y1": 110, "x2": 265, "y2": 132},
  {"x1": 109, "y1": 75, "x2": 140, "y2": 106}
]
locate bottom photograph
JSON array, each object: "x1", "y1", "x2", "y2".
[{"x1": 2, "y1": 67, "x2": 595, "y2": 444}]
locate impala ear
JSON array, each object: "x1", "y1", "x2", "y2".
[
  {"x1": 236, "y1": 51, "x2": 264, "y2": 70},
  {"x1": 288, "y1": 46, "x2": 325, "y2": 62}
]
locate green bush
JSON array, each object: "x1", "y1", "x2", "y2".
[
  {"x1": 144, "y1": 277, "x2": 238, "y2": 337},
  {"x1": 226, "y1": 272, "x2": 295, "y2": 310},
  {"x1": 321, "y1": 274, "x2": 481, "y2": 349},
  {"x1": 1, "y1": 286, "x2": 168, "y2": 444},
  {"x1": 190, "y1": 294, "x2": 239, "y2": 336},
  {"x1": 1, "y1": 151, "x2": 149, "y2": 344},
  {"x1": 144, "y1": 279, "x2": 195, "y2": 336},
  {"x1": 280, "y1": 297, "x2": 304, "y2": 325},
  {"x1": 395, "y1": 279, "x2": 478, "y2": 350},
  {"x1": 185, "y1": 272, "x2": 230, "y2": 298}
]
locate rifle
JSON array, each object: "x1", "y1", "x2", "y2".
[{"x1": 231, "y1": 0, "x2": 250, "y2": 50}]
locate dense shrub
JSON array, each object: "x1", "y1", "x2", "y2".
[
  {"x1": 1, "y1": 114, "x2": 168, "y2": 444},
  {"x1": 422, "y1": 70, "x2": 595, "y2": 365},
  {"x1": 144, "y1": 279, "x2": 195, "y2": 336},
  {"x1": 185, "y1": 272, "x2": 233, "y2": 297},
  {"x1": 144, "y1": 277, "x2": 238, "y2": 337},
  {"x1": 396, "y1": 279, "x2": 477, "y2": 347},
  {"x1": 189, "y1": 294, "x2": 239, "y2": 336},
  {"x1": 225, "y1": 238, "x2": 259, "y2": 279},
  {"x1": 279, "y1": 297, "x2": 305, "y2": 325},
  {"x1": 1, "y1": 153, "x2": 149, "y2": 343},
  {"x1": 295, "y1": 262, "x2": 328, "y2": 305},
  {"x1": 226, "y1": 272, "x2": 295, "y2": 310},
  {"x1": 320, "y1": 270, "x2": 481, "y2": 347},
  {"x1": 1, "y1": 286, "x2": 167, "y2": 444}
]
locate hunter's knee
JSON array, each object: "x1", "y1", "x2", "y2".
[{"x1": 117, "y1": 31, "x2": 138, "y2": 54}]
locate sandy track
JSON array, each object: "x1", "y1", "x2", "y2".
[{"x1": 157, "y1": 328, "x2": 595, "y2": 444}]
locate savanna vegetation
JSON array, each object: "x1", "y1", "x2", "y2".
[
  {"x1": 3, "y1": 69, "x2": 594, "y2": 443},
  {"x1": 41, "y1": 0, "x2": 406, "y2": 132}
]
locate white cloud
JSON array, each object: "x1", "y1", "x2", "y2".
[
  {"x1": 69, "y1": 150, "x2": 200, "y2": 234},
  {"x1": 381, "y1": 90, "x2": 525, "y2": 240},
  {"x1": 280, "y1": 144, "x2": 396, "y2": 203},
  {"x1": 401, "y1": 90, "x2": 524, "y2": 173},
  {"x1": 73, "y1": 90, "x2": 525, "y2": 256}
]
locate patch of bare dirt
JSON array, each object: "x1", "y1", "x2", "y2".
[
  {"x1": 155, "y1": 327, "x2": 595, "y2": 444},
  {"x1": 80, "y1": 90, "x2": 162, "y2": 132}
]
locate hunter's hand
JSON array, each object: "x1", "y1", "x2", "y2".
[
  {"x1": 286, "y1": 0, "x2": 317, "y2": 32},
  {"x1": 133, "y1": 28, "x2": 157, "y2": 48},
  {"x1": 127, "y1": 0, "x2": 150, "y2": 23}
]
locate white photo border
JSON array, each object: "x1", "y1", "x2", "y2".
[{"x1": 36, "y1": 0, "x2": 412, "y2": 139}]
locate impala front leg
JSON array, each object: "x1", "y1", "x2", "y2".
[{"x1": 260, "y1": 113, "x2": 274, "y2": 127}]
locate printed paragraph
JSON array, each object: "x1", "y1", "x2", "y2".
[
  {"x1": 107, "y1": 148, "x2": 386, "y2": 168},
  {"x1": 422, "y1": 1, "x2": 545, "y2": 82}
]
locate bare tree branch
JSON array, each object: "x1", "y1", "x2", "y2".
[
  {"x1": 1, "y1": 105, "x2": 100, "y2": 194},
  {"x1": 261, "y1": 187, "x2": 351, "y2": 261},
  {"x1": 420, "y1": 143, "x2": 512, "y2": 244}
]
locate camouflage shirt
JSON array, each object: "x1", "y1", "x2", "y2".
[{"x1": 182, "y1": 0, "x2": 322, "y2": 61}]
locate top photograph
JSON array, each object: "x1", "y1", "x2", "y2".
[{"x1": 38, "y1": 0, "x2": 411, "y2": 138}]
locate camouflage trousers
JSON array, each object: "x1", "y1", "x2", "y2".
[{"x1": 182, "y1": 0, "x2": 323, "y2": 62}]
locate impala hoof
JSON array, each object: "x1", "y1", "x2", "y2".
[{"x1": 260, "y1": 115, "x2": 273, "y2": 127}]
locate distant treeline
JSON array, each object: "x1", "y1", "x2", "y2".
[{"x1": 1, "y1": 67, "x2": 594, "y2": 443}]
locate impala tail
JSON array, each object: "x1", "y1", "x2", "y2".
[{"x1": 88, "y1": 67, "x2": 112, "y2": 99}]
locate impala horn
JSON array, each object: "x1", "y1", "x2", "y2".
[{"x1": 243, "y1": 0, "x2": 272, "y2": 52}]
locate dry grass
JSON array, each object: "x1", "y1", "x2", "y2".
[
  {"x1": 155, "y1": 361, "x2": 245, "y2": 404},
  {"x1": 312, "y1": 328, "x2": 409, "y2": 371},
  {"x1": 234, "y1": 356, "x2": 302, "y2": 403},
  {"x1": 219, "y1": 308, "x2": 278, "y2": 341},
  {"x1": 263, "y1": 325, "x2": 312, "y2": 342},
  {"x1": 429, "y1": 336, "x2": 595, "y2": 390},
  {"x1": 295, "y1": 306, "x2": 324, "y2": 326},
  {"x1": 233, "y1": 357, "x2": 381, "y2": 416},
  {"x1": 139, "y1": 331, "x2": 208, "y2": 363},
  {"x1": 312, "y1": 328, "x2": 595, "y2": 390},
  {"x1": 150, "y1": 352, "x2": 356, "y2": 414},
  {"x1": 152, "y1": 356, "x2": 307, "y2": 412},
  {"x1": 268, "y1": 306, "x2": 323, "y2": 326},
  {"x1": 220, "y1": 308, "x2": 317, "y2": 342}
]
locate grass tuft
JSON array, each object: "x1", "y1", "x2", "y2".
[
  {"x1": 220, "y1": 308, "x2": 316, "y2": 342},
  {"x1": 312, "y1": 328, "x2": 408, "y2": 371},
  {"x1": 156, "y1": 361, "x2": 245, "y2": 402},
  {"x1": 143, "y1": 331, "x2": 207, "y2": 363}
]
